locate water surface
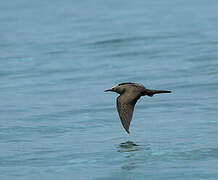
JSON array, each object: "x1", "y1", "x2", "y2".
[{"x1": 1, "y1": 0, "x2": 218, "y2": 179}]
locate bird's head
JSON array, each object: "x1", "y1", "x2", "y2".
[{"x1": 104, "y1": 85, "x2": 125, "y2": 94}]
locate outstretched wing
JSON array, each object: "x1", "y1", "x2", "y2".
[{"x1": 116, "y1": 94, "x2": 140, "y2": 134}]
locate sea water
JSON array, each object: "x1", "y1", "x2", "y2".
[{"x1": 0, "y1": 0, "x2": 218, "y2": 179}]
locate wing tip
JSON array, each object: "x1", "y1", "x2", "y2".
[{"x1": 125, "y1": 128, "x2": 130, "y2": 134}]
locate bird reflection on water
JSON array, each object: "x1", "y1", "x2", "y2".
[
  {"x1": 117, "y1": 141, "x2": 151, "y2": 171},
  {"x1": 117, "y1": 141, "x2": 142, "y2": 153}
]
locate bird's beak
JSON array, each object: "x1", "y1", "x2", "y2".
[
  {"x1": 104, "y1": 89, "x2": 113, "y2": 92},
  {"x1": 146, "y1": 89, "x2": 171, "y2": 96}
]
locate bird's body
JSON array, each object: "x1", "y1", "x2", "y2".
[{"x1": 105, "y1": 82, "x2": 171, "y2": 134}]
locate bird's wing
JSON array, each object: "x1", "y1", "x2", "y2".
[
  {"x1": 118, "y1": 82, "x2": 146, "y2": 89},
  {"x1": 116, "y1": 93, "x2": 140, "y2": 134}
]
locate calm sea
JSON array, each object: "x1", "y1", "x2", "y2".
[{"x1": 1, "y1": 0, "x2": 218, "y2": 179}]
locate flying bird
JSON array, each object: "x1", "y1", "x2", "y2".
[{"x1": 104, "y1": 82, "x2": 171, "y2": 134}]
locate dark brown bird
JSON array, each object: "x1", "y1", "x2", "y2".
[{"x1": 104, "y1": 82, "x2": 171, "y2": 134}]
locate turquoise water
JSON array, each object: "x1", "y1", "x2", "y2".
[{"x1": 1, "y1": 0, "x2": 218, "y2": 179}]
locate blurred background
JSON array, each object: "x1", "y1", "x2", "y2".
[{"x1": 0, "y1": 0, "x2": 218, "y2": 179}]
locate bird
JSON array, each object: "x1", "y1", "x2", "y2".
[{"x1": 104, "y1": 82, "x2": 171, "y2": 134}]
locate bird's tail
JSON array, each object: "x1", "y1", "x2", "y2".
[{"x1": 145, "y1": 89, "x2": 171, "y2": 96}]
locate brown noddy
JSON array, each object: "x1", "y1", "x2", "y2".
[{"x1": 104, "y1": 82, "x2": 171, "y2": 134}]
